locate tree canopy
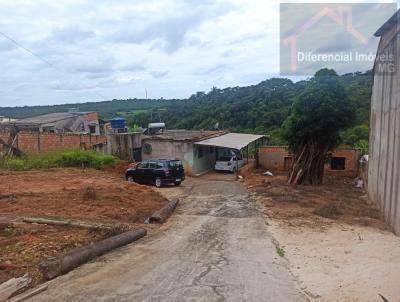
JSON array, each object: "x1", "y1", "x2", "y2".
[{"x1": 282, "y1": 69, "x2": 356, "y2": 185}]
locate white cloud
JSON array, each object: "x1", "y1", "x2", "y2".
[{"x1": 0, "y1": 0, "x2": 394, "y2": 107}]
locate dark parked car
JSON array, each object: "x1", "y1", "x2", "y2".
[{"x1": 125, "y1": 159, "x2": 185, "y2": 187}]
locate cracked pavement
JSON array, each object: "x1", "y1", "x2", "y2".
[{"x1": 29, "y1": 175, "x2": 306, "y2": 302}]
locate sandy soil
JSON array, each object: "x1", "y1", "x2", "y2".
[
  {"x1": 269, "y1": 221, "x2": 400, "y2": 301},
  {"x1": 0, "y1": 168, "x2": 168, "y2": 223},
  {"x1": 245, "y1": 170, "x2": 400, "y2": 301}
]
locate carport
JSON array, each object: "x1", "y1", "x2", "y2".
[{"x1": 194, "y1": 133, "x2": 267, "y2": 172}]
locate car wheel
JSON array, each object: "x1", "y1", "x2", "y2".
[
  {"x1": 232, "y1": 167, "x2": 237, "y2": 173},
  {"x1": 127, "y1": 175, "x2": 135, "y2": 182},
  {"x1": 155, "y1": 178, "x2": 163, "y2": 188},
  {"x1": 174, "y1": 181, "x2": 181, "y2": 186}
]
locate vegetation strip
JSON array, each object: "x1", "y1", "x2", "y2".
[{"x1": 39, "y1": 228, "x2": 147, "y2": 280}]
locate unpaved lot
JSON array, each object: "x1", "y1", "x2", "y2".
[
  {"x1": 0, "y1": 169, "x2": 168, "y2": 223},
  {"x1": 0, "y1": 168, "x2": 169, "y2": 295},
  {"x1": 28, "y1": 174, "x2": 307, "y2": 302},
  {"x1": 246, "y1": 171, "x2": 400, "y2": 301},
  {"x1": 0, "y1": 223, "x2": 111, "y2": 289}
]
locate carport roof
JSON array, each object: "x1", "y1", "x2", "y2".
[{"x1": 194, "y1": 133, "x2": 265, "y2": 150}]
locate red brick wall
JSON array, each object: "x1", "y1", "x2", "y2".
[
  {"x1": 259, "y1": 146, "x2": 290, "y2": 172},
  {"x1": 0, "y1": 130, "x2": 106, "y2": 154},
  {"x1": 325, "y1": 149, "x2": 359, "y2": 177},
  {"x1": 84, "y1": 112, "x2": 99, "y2": 122},
  {"x1": 259, "y1": 146, "x2": 360, "y2": 177}
]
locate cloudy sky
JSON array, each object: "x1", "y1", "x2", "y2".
[{"x1": 0, "y1": 0, "x2": 398, "y2": 107}]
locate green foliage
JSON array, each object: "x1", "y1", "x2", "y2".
[
  {"x1": 55, "y1": 150, "x2": 116, "y2": 168},
  {"x1": 0, "y1": 70, "x2": 372, "y2": 145},
  {"x1": 0, "y1": 150, "x2": 116, "y2": 171},
  {"x1": 341, "y1": 124, "x2": 370, "y2": 146},
  {"x1": 128, "y1": 124, "x2": 142, "y2": 132},
  {"x1": 276, "y1": 246, "x2": 285, "y2": 257},
  {"x1": 282, "y1": 69, "x2": 356, "y2": 152},
  {"x1": 354, "y1": 139, "x2": 369, "y2": 155}
]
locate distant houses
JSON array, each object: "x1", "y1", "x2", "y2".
[{"x1": 0, "y1": 110, "x2": 101, "y2": 135}]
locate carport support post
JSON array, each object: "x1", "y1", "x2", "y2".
[{"x1": 236, "y1": 150, "x2": 239, "y2": 178}]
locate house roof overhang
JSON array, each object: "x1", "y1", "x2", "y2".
[
  {"x1": 194, "y1": 133, "x2": 265, "y2": 150},
  {"x1": 375, "y1": 9, "x2": 399, "y2": 37}
]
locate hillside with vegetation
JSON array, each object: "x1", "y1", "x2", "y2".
[{"x1": 0, "y1": 70, "x2": 372, "y2": 151}]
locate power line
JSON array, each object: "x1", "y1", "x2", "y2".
[
  {"x1": 0, "y1": 31, "x2": 107, "y2": 100},
  {"x1": 0, "y1": 31, "x2": 57, "y2": 70}
]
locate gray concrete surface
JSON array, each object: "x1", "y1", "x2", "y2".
[{"x1": 29, "y1": 175, "x2": 306, "y2": 302}]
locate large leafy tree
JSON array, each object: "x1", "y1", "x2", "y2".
[{"x1": 282, "y1": 69, "x2": 355, "y2": 185}]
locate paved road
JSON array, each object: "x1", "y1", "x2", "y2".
[{"x1": 30, "y1": 176, "x2": 306, "y2": 302}]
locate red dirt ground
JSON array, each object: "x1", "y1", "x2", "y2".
[
  {"x1": 0, "y1": 167, "x2": 169, "y2": 293},
  {"x1": 0, "y1": 168, "x2": 169, "y2": 223},
  {"x1": 245, "y1": 170, "x2": 387, "y2": 229},
  {"x1": 0, "y1": 223, "x2": 111, "y2": 289}
]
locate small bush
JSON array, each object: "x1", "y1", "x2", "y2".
[
  {"x1": 0, "y1": 150, "x2": 116, "y2": 171},
  {"x1": 276, "y1": 246, "x2": 285, "y2": 257},
  {"x1": 56, "y1": 150, "x2": 116, "y2": 169},
  {"x1": 3, "y1": 158, "x2": 26, "y2": 171}
]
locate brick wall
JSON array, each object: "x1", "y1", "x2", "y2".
[
  {"x1": 259, "y1": 146, "x2": 359, "y2": 177},
  {"x1": 259, "y1": 146, "x2": 291, "y2": 172},
  {"x1": 0, "y1": 130, "x2": 107, "y2": 154},
  {"x1": 84, "y1": 112, "x2": 99, "y2": 122},
  {"x1": 325, "y1": 149, "x2": 359, "y2": 177}
]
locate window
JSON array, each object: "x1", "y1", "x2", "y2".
[
  {"x1": 169, "y1": 160, "x2": 183, "y2": 168},
  {"x1": 331, "y1": 157, "x2": 346, "y2": 170},
  {"x1": 89, "y1": 125, "x2": 96, "y2": 134},
  {"x1": 137, "y1": 162, "x2": 148, "y2": 169},
  {"x1": 148, "y1": 162, "x2": 158, "y2": 169}
]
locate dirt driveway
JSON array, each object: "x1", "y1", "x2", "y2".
[{"x1": 28, "y1": 174, "x2": 306, "y2": 302}]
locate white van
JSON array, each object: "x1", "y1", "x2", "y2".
[{"x1": 214, "y1": 155, "x2": 245, "y2": 172}]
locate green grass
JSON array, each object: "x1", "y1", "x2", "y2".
[
  {"x1": 0, "y1": 150, "x2": 116, "y2": 171},
  {"x1": 276, "y1": 246, "x2": 285, "y2": 257}
]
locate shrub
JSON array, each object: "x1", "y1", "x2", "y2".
[
  {"x1": 0, "y1": 150, "x2": 116, "y2": 171},
  {"x1": 56, "y1": 150, "x2": 116, "y2": 169},
  {"x1": 3, "y1": 158, "x2": 26, "y2": 171}
]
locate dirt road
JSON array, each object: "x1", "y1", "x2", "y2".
[{"x1": 29, "y1": 175, "x2": 306, "y2": 302}]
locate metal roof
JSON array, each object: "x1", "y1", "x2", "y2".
[
  {"x1": 194, "y1": 133, "x2": 265, "y2": 150},
  {"x1": 13, "y1": 112, "x2": 92, "y2": 125},
  {"x1": 143, "y1": 130, "x2": 226, "y2": 142}
]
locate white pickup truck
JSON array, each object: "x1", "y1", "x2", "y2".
[{"x1": 214, "y1": 155, "x2": 245, "y2": 172}]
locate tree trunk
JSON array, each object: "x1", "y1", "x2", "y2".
[
  {"x1": 39, "y1": 228, "x2": 147, "y2": 280},
  {"x1": 288, "y1": 142, "x2": 327, "y2": 185}
]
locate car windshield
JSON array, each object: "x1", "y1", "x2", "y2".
[
  {"x1": 218, "y1": 156, "x2": 232, "y2": 161},
  {"x1": 168, "y1": 160, "x2": 182, "y2": 168}
]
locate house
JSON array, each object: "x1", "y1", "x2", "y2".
[
  {"x1": 368, "y1": 9, "x2": 400, "y2": 234},
  {"x1": 0, "y1": 116, "x2": 18, "y2": 123},
  {"x1": 1, "y1": 111, "x2": 101, "y2": 134},
  {"x1": 142, "y1": 130, "x2": 266, "y2": 176},
  {"x1": 258, "y1": 146, "x2": 359, "y2": 177}
]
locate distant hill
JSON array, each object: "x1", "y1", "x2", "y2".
[
  {"x1": 0, "y1": 99, "x2": 181, "y2": 120},
  {"x1": 0, "y1": 70, "x2": 372, "y2": 146}
]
